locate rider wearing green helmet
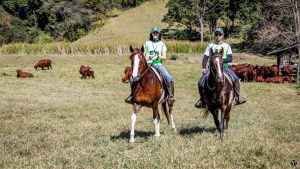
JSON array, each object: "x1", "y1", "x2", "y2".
[{"x1": 125, "y1": 26, "x2": 175, "y2": 103}]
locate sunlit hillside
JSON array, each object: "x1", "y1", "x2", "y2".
[{"x1": 75, "y1": 0, "x2": 168, "y2": 45}]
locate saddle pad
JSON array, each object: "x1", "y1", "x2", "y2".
[
  {"x1": 224, "y1": 72, "x2": 234, "y2": 87},
  {"x1": 150, "y1": 66, "x2": 163, "y2": 82}
]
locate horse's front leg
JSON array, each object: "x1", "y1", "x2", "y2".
[
  {"x1": 153, "y1": 104, "x2": 160, "y2": 137},
  {"x1": 211, "y1": 109, "x2": 220, "y2": 132},
  {"x1": 129, "y1": 104, "x2": 141, "y2": 143},
  {"x1": 220, "y1": 107, "x2": 227, "y2": 142},
  {"x1": 168, "y1": 101, "x2": 176, "y2": 131}
]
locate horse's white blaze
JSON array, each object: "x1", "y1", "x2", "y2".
[
  {"x1": 132, "y1": 54, "x2": 140, "y2": 79},
  {"x1": 153, "y1": 117, "x2": 160, "y2": 137},
  {"x1": 215, "y1": 57, "x2": 222, "y2": 77},
  {"x1": 129, "y1": 112, "x2": 137, "y2": 142}
]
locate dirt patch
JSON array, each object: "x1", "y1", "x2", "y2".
[
  {"x1": 234, "y1": 53, "x2": 257, "y2": 62},
  {"x1": 187, "y1": 56, "x2": 203, "y2": 63}
]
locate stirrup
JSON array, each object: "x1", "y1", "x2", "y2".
[
  {"x1": 125, "y1": 95, "x2": 133, "y2": 104},
  {"x1": 235, "y1": 96, "x2": 246, "y2": 105},
  {"x1": 169, "y1": 95, "x2": 176, "y2": 102},
  {"x1": 195, "y1": 100, "x2": 205, "y2": 108}
]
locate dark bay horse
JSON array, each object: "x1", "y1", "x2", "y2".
[
  {"x1": 202, "y1": 48, "x2": 234, "y2": 141},
  {"x1": 128, "y1": 46, "x2": 176, "y2": 143}
]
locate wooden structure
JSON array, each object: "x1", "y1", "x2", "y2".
[{"x1": 267, "y1": 44, "x2": 299, "y2": 80}]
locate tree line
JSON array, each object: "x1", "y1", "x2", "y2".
[
  {"x1": 163, "y1": 0, "x2": 300, "y2": 53},
  {"x1": 0, "y1": 0, "x2": 147, "y2": 45}
]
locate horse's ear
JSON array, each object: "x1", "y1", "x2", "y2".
[
  {"x1": 141, "y1": 45, "x2": 144, "y2": 53},
  {"x1": 209, "y1": 47, "x2": 214, "y2": 56},
  {"x1": 219, "y1": 47, "x2": 224, "y2": 55},
  {"x1": 130, "y1": 45, "x2": 134, "y2": 53}
]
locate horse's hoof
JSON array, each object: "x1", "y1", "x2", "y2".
[
  {"x1": 154, "y1": 133, "x2": 160, "y2": 137},
  {"x1": 129, "y1": 138, "x2": 135, "y2": 143},
  {"x1": 172, "y1": 128, "x2": 177, "y2": 132}
]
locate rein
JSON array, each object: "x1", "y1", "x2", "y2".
[{"x1": 136, "y1": 66, "x2": 150, "y2": 80}]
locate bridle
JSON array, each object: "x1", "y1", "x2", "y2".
[
  {"x1": 130, "y1": 51, "x2": 150, "y2": 81},
  {"x1": 206, "y1": 54, "x2": 225, "y2": 90}
]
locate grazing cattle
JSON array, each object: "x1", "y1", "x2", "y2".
[
  {"x1": 255, "y1": 75, "x2": 265, "y2": 82},
  {"x1": 270, "y1": 65, "x2": 279, "y2": 77},
  {"x1": 122, "y1": 66, "x2": 132, "y2": 83},
  {"x1": 16, "y1": 69, "x2": 33, "y2": 78},
  {"x1": 266, "y1": 76, "x2": 286, "y2": 83},
  {"x1": 231, "y1": 64, "x2": 256, "y2": 82},
  {"x1": 79, "y1": 66, "x2": 95, "y2": 79},
  {"x1": 34, "y1": 59, "x2": 52, "y2": 70},
  {"x1": 281, "y1": 65, "x2": 294, "y2": 76}
]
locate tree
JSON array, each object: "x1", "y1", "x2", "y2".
[
  {"x1": 163, "y1": 0, "x2": 227, "y2": 42},
  {"x1": 291, "y1": 0, "x2": 300, "y2": 81}
]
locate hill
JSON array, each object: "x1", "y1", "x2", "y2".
[{"x1": 75, "y1": 0, "x2": 168, "y2": 45}]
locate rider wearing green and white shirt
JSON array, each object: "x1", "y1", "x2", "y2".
[
  {"x1": 125, "y1": 26, "x2": 175, "y2": 104},
  {"x1": 195, "y1": 27, "x2": 246, "y2": 108}
]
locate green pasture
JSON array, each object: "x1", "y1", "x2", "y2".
[{"x1": 0, "y1": 53, "x2": 299, "y2": 168}]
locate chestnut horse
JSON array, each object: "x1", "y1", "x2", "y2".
[
  {"x1": 202, "y1": 48, "x2": 234, "y2": 141},
  {"x1": 128, "y1": 46, "x2": 176, "y2": 143}
]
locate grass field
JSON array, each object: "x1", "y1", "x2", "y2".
[
  {"x1": 76, "y1": 0, "x2": 168, "y2": 45},
  {"x1": 0, "y1": 53, "x2": 299, "y2": 168}
]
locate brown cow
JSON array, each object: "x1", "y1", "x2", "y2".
[
  {"x1": 16, "y1": 69, "x2": 33, "y2": 78},
  {"x1": 255, "y1": 75, "x2": 265, "y2": 82},
  {"x1": 34, "y1": 59, "x2": 52, "y2": 70},
  {"x1": 79, "y1": 65, "x2": 95, "y2": 79},
  {"x1": 281, "y1": 65, "x2": 294, "y2": 76},
  {"x1": 266, "y1": 76, "x2": 285, "y2": 83},
  {"x1": 122, "y1": 67, "x2": 132, "y2": 83}
]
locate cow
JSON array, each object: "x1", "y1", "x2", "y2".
[
  {"x1": 34, "y1": 59, "x2": 52, "y2": 70},
  {"x1": 16, "y1": 69, "x2": 33, "y2": 78},
  {"x1": 79, "y1": 65, "x2": 95, "y2": 79},
  {"x1": 281, "y1": 65, "x2": 294, "y2": 76},
  {"x1": 255, "y1": 75, "x2": 265, "y2": 82},
  {"x1": 122, "y1": 66, "x2": 132, "y2": 83}
]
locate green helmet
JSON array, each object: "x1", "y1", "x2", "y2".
[
  {"x1": 151, "y1": 26, "x2": 160, "y2": 33},
  {"x1": 214, "y1": 27, "x2": 224, "y2": 35}
]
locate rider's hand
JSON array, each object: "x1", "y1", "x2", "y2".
[
  {"x1": 147, "y1": 59, "x2": 153, "y2": 64},
  {"x1": 202, "y1": 69, "x2": 207, "y2": 74}
]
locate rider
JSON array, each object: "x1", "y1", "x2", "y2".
[
  {"x1": 125, "y1": 26, "x2": 176, "y2": 104},
  {"x1": 195, "y1": 27, "x2": 246, "y2": 108}
]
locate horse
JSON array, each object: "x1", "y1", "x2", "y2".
[
  {"x1": 128, "y1": 45, "x2": 176, "y2": 143},
  {"x1": 202, "y1": 47, "x2": 235, "y2": 141}
]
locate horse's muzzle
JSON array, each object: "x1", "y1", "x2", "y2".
[{"x1": 216, "y1": 76, "x2": 224, "y2": 84}]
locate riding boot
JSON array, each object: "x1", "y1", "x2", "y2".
[
  {"x1": 234, "y1": 82, "x2": 246, "y2": 105},
  {"x1": 168, "y1": 81, "x2": 176, "y2": 102},
  {"x1": 195, "y1": 84, "x2": 206, "y2": 108},
  {"x1": 125, "y1": 81, "x2": 135, "y2": 104}
]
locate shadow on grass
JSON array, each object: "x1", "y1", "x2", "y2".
[
  {"x1": 110, "y1": 130, "x2": 154, "y2": 140},
  {"x1": 179, "y1": 126, "x2": 217, "y2": 136}
]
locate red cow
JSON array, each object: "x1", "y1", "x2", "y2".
[
  {"x1": 266, "y1": 76, "x2": 284, "y2": 83},
  {"x1": 281, "y1": 65, "x2": 294, "y2": 76},
  {"x1": 255, "y1": 75, "x2": 265, "y2": 82},
  {"x1": 34, "y1": 59, "x2": 52, "y2": 70},
  {"x1": 79, "y1": 66, "x2": 95, "y2": 79},
  {"x1": 16, "y1": 69, "x2": 33, "y2": 78},
  {"x1": 122, "y1": 66, "x2": 132, "y2": 83}
]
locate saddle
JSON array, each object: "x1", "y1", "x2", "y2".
[{"x1": 150, "y1": 66, "x2": 169, "y2": 103}]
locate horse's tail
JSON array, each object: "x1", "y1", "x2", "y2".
[{"x1": 162, "y1": 102, "x2": 170, "y2": 124}]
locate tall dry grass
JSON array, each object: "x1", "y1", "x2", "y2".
[{"x1": 0, "y1": 41, "x2": 208, "y2": 55}]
